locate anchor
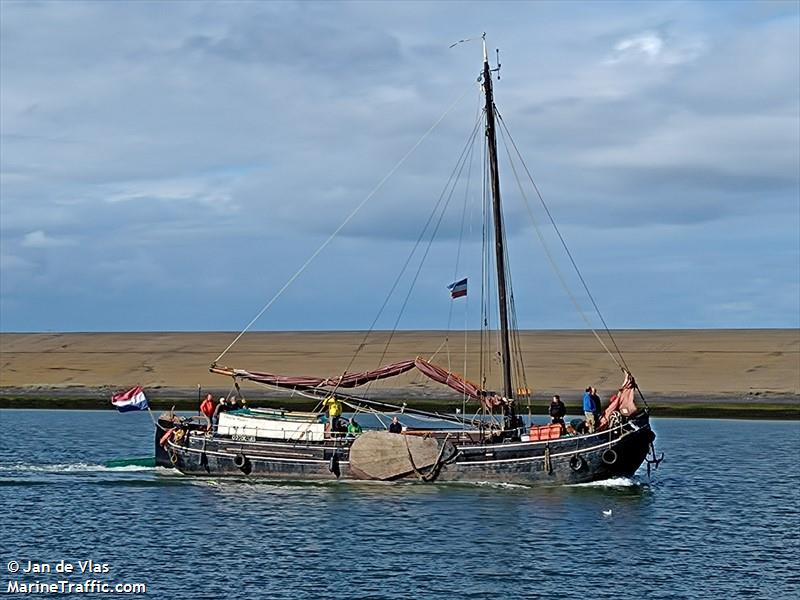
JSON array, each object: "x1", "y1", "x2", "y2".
[{"x1": 645, "y1": 442, "x2": 665, "y2": 478}]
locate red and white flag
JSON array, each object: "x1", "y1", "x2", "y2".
[{"x1": 111, "y1": 386, "x2": 149, "y2": 413}]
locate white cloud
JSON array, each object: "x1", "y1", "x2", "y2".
[
  {"x1": 615, "y1": 32, "x2": 664, "y2": 59},
  {"x1": 606, "y1": 30, "x2": 704, "y2": 66},
  {"x1": 20, "y1": 230, "x2": 76, "y2": 248},
  {"x1": 102, "y1": 176, "x2": 240, "y2": 215}
]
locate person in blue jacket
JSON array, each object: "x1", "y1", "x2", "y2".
[
  {"x1": 591, "y1": 387, "x2": 602, "y2": 427},
  {"x1": 582, "y1": 387, "x2": 596, "y2": 433}
]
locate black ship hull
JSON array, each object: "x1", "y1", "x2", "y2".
[{"x1": 156, "y1": 411, "x2": 654, "y2": 485}]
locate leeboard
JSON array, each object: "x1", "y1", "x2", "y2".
[{"x1": 348, "y1": 431, "x2": 440, "y2": 480}]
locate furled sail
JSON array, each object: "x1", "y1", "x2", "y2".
[{"x1": 210, "y1": 357, "x2": 507, "y2": 409}]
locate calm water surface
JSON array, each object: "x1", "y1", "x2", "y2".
[{"x1": 1, "y1": 410, "x2": 798, "y2": 599}]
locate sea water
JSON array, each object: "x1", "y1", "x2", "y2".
[{"x1": 0, "y1": 410, "x2": 798, "y2": 599}]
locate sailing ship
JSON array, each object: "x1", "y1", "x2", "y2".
[{"x1": 155, "y1": 38, "x2": 661, "y2": 484}]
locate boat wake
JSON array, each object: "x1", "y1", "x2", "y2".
[
  {"x1": 468, "y1": 481, "x2": 532, "y2": 489},
  {"x1": 570, "y1": 477, "x2": 642, "y2": 488},
  {"x1": 0, "y1": 462, "x2": 167, "y2": 474}
]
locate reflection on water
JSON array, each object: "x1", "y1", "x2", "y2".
[{"x1": 0, "y1": 410, "x2": 797, "y2": 599}]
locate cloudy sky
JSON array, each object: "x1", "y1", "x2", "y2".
[{"x1": 1, "y1": 0, "x2": 798, "y2": 333}]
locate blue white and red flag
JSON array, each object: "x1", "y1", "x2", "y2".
[
  {"x1": 111, "y1": 386, "x2": 149, "y2": 413},
  {"x1": 448, "y1": 277, "x2": 468, "y2": 299}
]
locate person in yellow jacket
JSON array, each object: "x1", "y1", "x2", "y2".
[{"x1": 322, "y1": 396, "x2": 343, "y2": 434}]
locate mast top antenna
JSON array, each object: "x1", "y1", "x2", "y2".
[{"x1": 479, "y1": 34, "x2": 500, "y2": 79}]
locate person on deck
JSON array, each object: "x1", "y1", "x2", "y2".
[
  {"x1": 567, "y1": 418, "x2": 586, "y2": 435},
  {"x1": 200, "y1": 393, "x2": 215, "y2": 417},
  {"x1": 212, "y1": 397, "x2": 228, "y2": 432},
  {"x1": 590, "y1": 387, "x2": 602, "y2": 428},
  {"x1": 549, "y1": 395, "x2": 566, "y2": 433},
  {"x1": 389, "y1": 416, "x2": 403, "y2": 434},
  {"x1": 228, "y1": 396, "x2": 239, "y2": 411},
  {"x1": 200, "y1": 393, "x2": 215, "y2": 430},
  {"x1": 582, "y1": 387, "x2": 596, "y2": 433},
  {"x1": 322, "y1": 396, "x2": 343, "y2": 435},
  {"x1": 347, "y1": 418, "x2": 362, "y2": 436}
]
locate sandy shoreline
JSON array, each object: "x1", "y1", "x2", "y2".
[{"x1": 1, "y1": 330, "x2": 798, "y2": 416}]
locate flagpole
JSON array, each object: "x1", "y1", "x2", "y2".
[
  {"x1": 146, "y1": 406, "x2": 157, "y2": 427},
  {"x1": 112, "y1": 385, "x2": 158, "y2": 426}
]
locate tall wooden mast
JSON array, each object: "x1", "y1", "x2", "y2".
[{"x1": 481, "y1": 36, "x2": 516, "y2": 426}]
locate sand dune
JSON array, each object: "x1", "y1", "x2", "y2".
[{"x1": 1, "y1": 330, "x2": 798, "y2": 404}]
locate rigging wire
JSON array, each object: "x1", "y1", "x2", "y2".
[
  {"x1": 497, "y1": 190, "x2": 528, "y2": 399},
  {"x1": 479, "y1": 128, "x2": 487, "y2": 395},
  {"x1": 333, "y1": 111, "x2": 485, "y2": 399},
  {"x1": 455, "y1": 120, "x2": 480, "y2": 417},
  {"x1": 489, "y1": 178, "x2": 530, "y2": 408},
  {"x1": 366, "y1": 115, "x2": 485, "y2": 391},
  {"x1": 480, "y1": 132, "x2": 502, "y2": 425},
  {"x1": 495, "y1": 113, "x2": 628, "y2": 372},
  {"x1": 301, "y1": 106, "x2": 485, "y2": 414},
  {"x1": 485, "y1": 142, "x2": 502, "y2": 388},
  {"x1": 213, "y1": 85, "x2": 475, "y2": 365},
  {"x1": 479, "y1": 132, "x2": 494, "y2": 405},
  {"x1": 445, "y1": 104, "x2": 481, "y2": 371},
  {"x1": 274, "y1": 381, "x2": 472, "y2": 425}
]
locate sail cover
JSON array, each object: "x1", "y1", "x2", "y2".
[{"x1": 211, "y1": 357, "x2": 506, "y2": 409}]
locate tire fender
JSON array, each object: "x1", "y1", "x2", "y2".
[
  {"x1": 233, "y1": 453, "x2": 248, "y2": 470},
  {"x1": 569, "y1": 454, "x2": 586, "y2": 472}
]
